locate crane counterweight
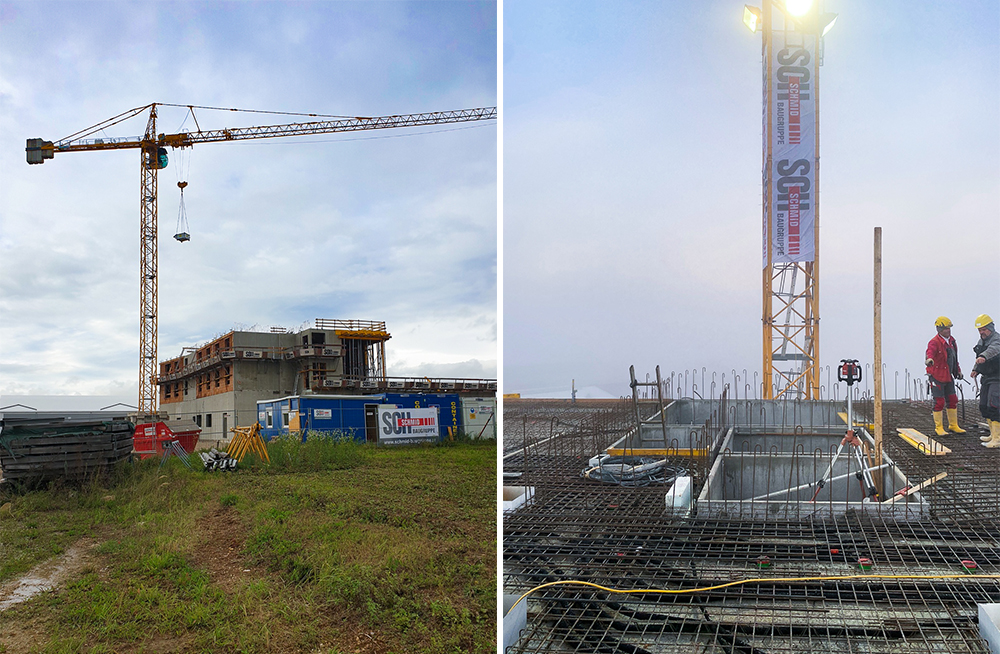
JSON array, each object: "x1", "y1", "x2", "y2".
[{"x1": 25, "y1": 138, "x2": 54, "y2": 164}]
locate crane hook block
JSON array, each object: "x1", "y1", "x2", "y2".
[{"x1": 177, "y1": 181, "x2": 188, "y2": 189}]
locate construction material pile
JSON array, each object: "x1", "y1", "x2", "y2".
[
  {"x1": 0, "y1": 412, "x2": 133, "y2": 484},
  {"x1": 199, "y1": 448, "x2": 238, "y2": 471},
  {"x1": 581, "y1": 455, "x2": 687, "y2": 486}
]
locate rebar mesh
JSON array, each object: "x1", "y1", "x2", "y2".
[{"x1": 504, "y1": 382, "x2": 1000, "y2": 653}]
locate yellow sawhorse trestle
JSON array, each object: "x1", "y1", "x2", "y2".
[{"x1": 227, "y1": 423, "x2": 271, "y2": 464}]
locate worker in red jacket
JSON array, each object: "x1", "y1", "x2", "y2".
[{"x1": 925, "y1": 316, "x2": 966, "y2": 436}]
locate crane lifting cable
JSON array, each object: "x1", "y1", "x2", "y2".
[
  {"x1": 174, "y1": 182, "x2": 190, "y2": 242},
  {"x1": 173, "y1": 143, "x2": 192, "y2": 242}
]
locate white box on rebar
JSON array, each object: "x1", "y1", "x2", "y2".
[
  {"x1": 665, "y1": 476, "x2": 692, "y2": 514},
  {"x1": 503, "y1": 485, "x2": 534, "y2": 513}
]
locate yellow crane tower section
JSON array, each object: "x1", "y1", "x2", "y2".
[{"x1": 27, "y1": 103, "x2": 497, "y2": 420}]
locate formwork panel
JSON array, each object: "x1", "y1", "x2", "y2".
[
  {"x1": 697, "y1": 428, "x2": 926, "y2": 520},
  {"x1": 657, "y1": 398, "x2": 844, "y2": 430}
]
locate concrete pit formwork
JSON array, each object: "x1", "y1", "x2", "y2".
[{"x1": 610, "y1": 398, "x2": 926, "y2": 519}]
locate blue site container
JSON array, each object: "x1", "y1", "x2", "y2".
[
  {"x1": 385, "y1": 393, "x2": 461, "y2": 439},
  {"x1": 257, "y1": 392, "x2": 471, "y2": 443},
  {"x1": 257, "y1": 394, "x2": 387, "y2": 443}
]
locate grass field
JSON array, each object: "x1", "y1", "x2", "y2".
[{"x1": 0, "y1": 436, "x2": 497, "y2": 653}]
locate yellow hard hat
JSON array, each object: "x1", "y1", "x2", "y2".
[
  {"x1": 975, "y1": 314, "x2": 995, "y2": 329},
  {"x1": 935, "y1": 316, "x2": 953, "y2": 328}
]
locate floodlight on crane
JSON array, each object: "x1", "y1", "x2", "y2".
[
  {"x1": 764, "y1": 0, "x2": 838, "y2": 36},
  {"x1": 820, "y1": 13, "x2": 838, "y2": 36},
  {"x1": 783, "y1": 0, "x2": 813, "y2": 17},
  {"x1": 743, "y1": 5, "x2": 762, "y2": 33}
]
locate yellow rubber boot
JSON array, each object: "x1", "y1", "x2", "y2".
[
  {"x1": 947, "y1": 408, "x2": 966, "y2": 433},
  {"x1": 933, "y1": 411, "x2": 946, "y2": 437},
  {"x1": 987, "y1": 421, "x2": 1000, "y2": 449}
]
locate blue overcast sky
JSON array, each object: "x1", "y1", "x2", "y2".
[
  {"x1": 0, "y1": 1, "x2": 497, "y2": 401},
  {"x1": 503, "y1": 0, "x2": 999, "y2": 399}
]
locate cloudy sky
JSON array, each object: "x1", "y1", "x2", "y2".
[
  {"x1": 0, "y1": 1, "x2": 497, "y2": 403},
  {"x1": 503, "y1": 0, "x2": 999, "y2": 399}
]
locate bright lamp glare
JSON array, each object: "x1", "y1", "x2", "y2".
[
  {"x1": 743, "y1": 5, "x2": 761, "y2": 33},
  {"x1": 783, "y1": 0, "x2": 813, "y2": 16}
]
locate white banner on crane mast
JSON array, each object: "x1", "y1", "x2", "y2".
[{"x1": 765, "y1": 32, "x2": 817, "y2": 266}]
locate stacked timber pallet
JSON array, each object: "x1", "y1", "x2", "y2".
[{"x1": 0, "y1": 411, "x2": 133, "y2": 484}]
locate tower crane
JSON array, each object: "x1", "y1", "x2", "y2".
[{"x1": 26, "y1": 103, "x2": 497, "y2": 420}]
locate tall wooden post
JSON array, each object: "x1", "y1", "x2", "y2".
[{"x1": 873, "y1": 227, "x2": 883, "y2": 482}]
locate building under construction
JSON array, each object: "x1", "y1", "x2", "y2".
[
  {"x1": 158, "y1": 318, "x2": 495, "y2": 443},
  {"x1": 503, "y1": 371, "x2": 1000, "y2": 653}
]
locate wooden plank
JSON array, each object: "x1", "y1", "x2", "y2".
[
  {"x1": 882, "y1": 472, "x2": 948, "y2": 504},
  {"x1": 3, "y1": 443, "x2": 119, "y2": 458},
  {"x1": 896, "y1": 428, "x2": 951, "y2": 456},
  {"x1": 838, "y1": 412, "x2": 874, "y2": 431},
  {"x1": 2, "y1": 433, "x2": 128, "y2": 448},
  {"x1": 2, "y1": 468, "x2": 123, "y2": 480},
  {"x1": 605, "y1": 447, "x2": 708, "y2": 457},
  {"x1": 2, "y1": 447, "x2": 132, "y2": 467},
  {"x1": 9, "y1": 443, "x2": 122, "y2": 456},
  {"x1": 3, "y1": 432, "x2": 131, "y2": 446},
  {"x1": 9, "y1": 441, "x2": 132, "y2": 457},
  {"x1": 2, "y1": 454, "x2": 130, "y2": 470}
]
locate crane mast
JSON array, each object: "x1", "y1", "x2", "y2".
[
  {"x1": 139, "y1": 108, "x2": 159, "y2": 418},
  {"x1": 27, "y1": 103, "x2": 497, "y2": 419}
]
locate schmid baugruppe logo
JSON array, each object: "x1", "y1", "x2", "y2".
[
  {"x1": 787, "y1": 185, "x2": 801, "y2": 256},
  {"x1": 381, "y1": 410, "x2": 436, "y2": 435},
  {"x1": 775, "y1": 159, "x2": 810, "y2": 257},
  {"x1": 769, "y1": 39, "x2": 816, "y2": 263}
]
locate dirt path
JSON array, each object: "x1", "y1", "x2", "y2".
[
  {"x1": 189, "y1": 503, "x2": 254, "y2": 592},
  {"x1": 0, "y1": 538, "x2": 96, "y2": 612},
  {"x1": 0, "y1": 539, "x2": 99, "y2": 652}
]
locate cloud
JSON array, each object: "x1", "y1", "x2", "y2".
[
  {"x1": 388, "y1": 358, "x2": 497, "y2": 380},
  {"x1": 0, "y1": 1, "x2": 497, "y2": 397}
]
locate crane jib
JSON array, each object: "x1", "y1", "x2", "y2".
[{"x1": 27, "y1": 106, "x2": 497, "y2": 160}]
